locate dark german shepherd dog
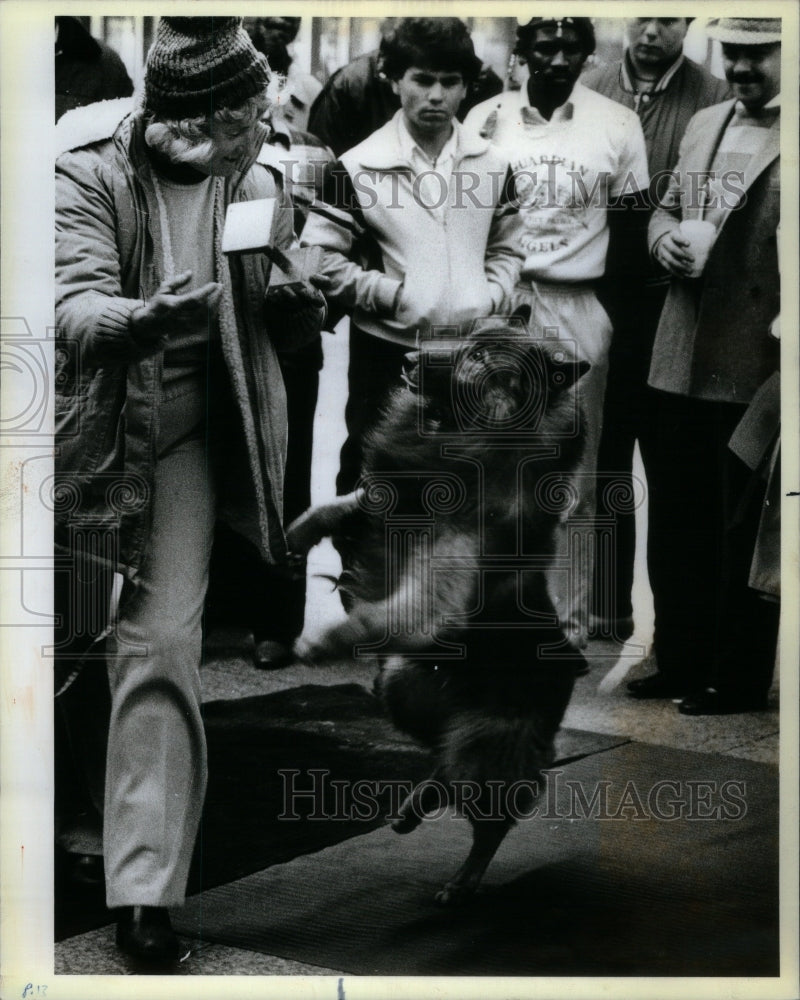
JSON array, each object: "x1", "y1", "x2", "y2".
[{"x1": 287, "y1": 317, "x2": 589, "y2": 904}]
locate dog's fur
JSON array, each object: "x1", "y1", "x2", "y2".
[{"x1": 287, "y1": 319, "x2": 589, "y2": 903}]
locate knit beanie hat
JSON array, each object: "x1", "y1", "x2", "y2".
[{"x1": 144, "y1": 16, "x2": 271, "y2": 118}]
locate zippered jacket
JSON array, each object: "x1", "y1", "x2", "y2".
[{"x1": 300, "y1": 111, "x2": 522, "y2": 346}]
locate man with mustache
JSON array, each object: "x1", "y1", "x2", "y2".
[
  {"x1": 583, "y1": 19, "x2": 730, "y2": 642},
  {"x1": 464, "y1": 17, "x2": 650, "y2": 649},
  {"x1": 629, "y1": 18, "x2": 781, "y2": 713}
]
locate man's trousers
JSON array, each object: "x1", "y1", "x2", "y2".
[
  {"x1": 336, "y1": 323, "x2": 410, "y2": 497},
  {"x1": 644, "y1": 388, "x2": 779, "y2": 697},
  {"x1": 514, "y1": 281, "x2": 613, "y2": 647},
  {"x1": 592, "y1": 281, "x2": 668, "y2": 626}
]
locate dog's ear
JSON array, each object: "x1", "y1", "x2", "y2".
[
  {"x1": 401, "y1": 350, "x2": 421, "y2": 390},
  {"x1": 542, "y1": 349, "x2": 590, "y2": 392}
]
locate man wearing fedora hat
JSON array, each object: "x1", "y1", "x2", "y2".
[
  {"x1": 627, "y1": 18, "x2": 781, "y2": 714},
  {"x1": 55, "y1": 16, "x2": 325, "y2": 966},
  {"x1": 583, "y1": 19, "x2": 730, "y2": 642}
]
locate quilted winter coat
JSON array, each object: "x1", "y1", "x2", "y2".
[{"x1": 55, "y1": 101, "x2": 316, "y2": 580}]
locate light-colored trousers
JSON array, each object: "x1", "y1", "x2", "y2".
[
  {"x1": 514, "y1": 281, "x2": 612, "y2": 647},
  {"x1": 104, "y1": 377, "x2": 214, "y2": 908}
]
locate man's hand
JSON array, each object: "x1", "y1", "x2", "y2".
[
  {"x1": 654, "y1": 231, "x2": 696, "y2": 278},
  {"x1": 129, "y1": 271, "x2": 222, "y2": 355}
]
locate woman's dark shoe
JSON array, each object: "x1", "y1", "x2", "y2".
[
  {"x1": 626, "y1": 674, "x2": 691, "y2": 700},
  {"x1": 115, "y1": 906, "x2": 181, "y2": 967},
  {"x1": 678, "y1": 688, "x2": 769, "y2": 716}
]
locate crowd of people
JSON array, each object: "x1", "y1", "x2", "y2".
[{"x1": 54, "y1": 15, "x2": 782, "y2": 968}]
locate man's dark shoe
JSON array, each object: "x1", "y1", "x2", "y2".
[
  {"x1": 626, "y1": 673, "x2": 691, "y2": 700},
  {"x1": 253, "y1": 637, "x2": 292, "y2": 669},
  {"x1": 115, "y1": 906, "x2": 181, "y2": 967},
  {"x1": 678, "y1": 688, "x2": 769, "y2": 716}
]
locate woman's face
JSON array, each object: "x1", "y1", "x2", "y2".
[{"x1": 191, "y1": 118, "x2": 266, "y2": 177}]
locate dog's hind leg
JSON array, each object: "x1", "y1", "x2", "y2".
[
  {"x1": 391, "y1": 770, "x2": 445, "y2": 834},
  {"x1": 434, "y1": 818, "x2": 514, "y2": 906}
]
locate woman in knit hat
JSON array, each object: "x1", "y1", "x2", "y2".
[{"x1": 55, "y1": 16, "x2": 325, "y2": 968}]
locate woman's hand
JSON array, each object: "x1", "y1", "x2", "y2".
[
  {"x1": 265, "y1": 273, "x2": 331, "y2": 312},
  {"x1": 129, "y1": 271, "x2": 222, "y2": 355}
]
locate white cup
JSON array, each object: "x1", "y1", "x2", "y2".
[{"x1": 679, "y1": 220, "x2": 717, "y2": 278}]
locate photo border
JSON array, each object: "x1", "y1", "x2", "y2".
[{"x1": 1, "y1": 2, "x2": 797, "y2": 998}]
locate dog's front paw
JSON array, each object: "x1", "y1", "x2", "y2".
[
  {"x1": 292, "y1": 624, "x2": 352, "y2": 663},
  {"x1": 292, "y1": 634, "x2": 326, "y2": 664}
]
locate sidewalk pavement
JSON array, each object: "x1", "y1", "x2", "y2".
[{"x1": 54, "y1": 624, "x2": 779, "y2": 976}]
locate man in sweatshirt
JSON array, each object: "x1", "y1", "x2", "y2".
[{"x1": 463, "y1": 16, "x2": 650, "y2": 647}]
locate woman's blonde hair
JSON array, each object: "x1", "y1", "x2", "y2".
[{"x1": 143, "y1": 92, "x2": 270, "y2": 166}]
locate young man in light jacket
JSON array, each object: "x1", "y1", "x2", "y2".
[{"x1": 300, "y1": 17, "x2": 522, "y2": 495}]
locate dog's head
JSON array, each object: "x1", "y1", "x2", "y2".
[{"x1": 402, "y1": 313, "x2": 590, "y2": 435}]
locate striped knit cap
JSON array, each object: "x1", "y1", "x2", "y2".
[{"x1": 144, "y1": 16, "x2": 271, "y2": 118}]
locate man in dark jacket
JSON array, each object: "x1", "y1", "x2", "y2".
[
  {"x1": 583, "y1": 18, "x2": 730, "y2": 642},
  {"x1": 307, "y1": 20, "x2": 503, "y2": 156},
  {"x1": 55, "y1": 16, "x2": 133, "y2": 121},
  {"x1": 244, "y1": 16, "x2": 322, "y2": 132},
  {"x1": 626, "y1": 18, "x2": 781, "y2": 714}
]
